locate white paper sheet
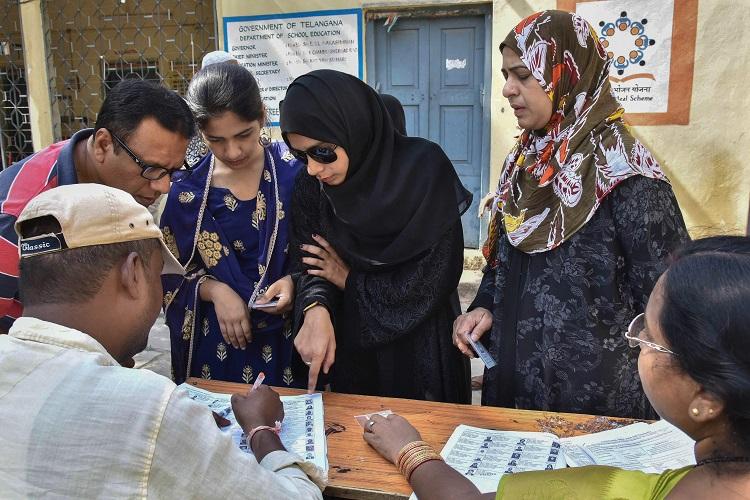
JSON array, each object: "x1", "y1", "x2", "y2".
[
  {"x1": 178, "y1": 384, "x2": 329, "y2": 472},
  {"x1": 435, "y1": 425, "x2": 566, "y2": 494},
  {"x1": 410, "y1": 420, "x2": 695, "y2": 498},
  {"x1": 561, "y1": 419, "x2": 695, "y2": 472}
]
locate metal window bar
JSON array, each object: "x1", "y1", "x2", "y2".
[
  {"x1": 0, "y1": 1, "x2": 32, "y2": 170},
  {"x1": 44, "y1": 0, "x2": 217, "y2": 141}
]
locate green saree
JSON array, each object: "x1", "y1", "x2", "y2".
[{"x1": 497, "y1": 465, "x2": 692, "y2": 499}]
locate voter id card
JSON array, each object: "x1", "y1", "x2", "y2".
[
  {"x1": 466, "y1": 333, "x2": 497, "y2": 369},
  {"x1": 250, "y1": 299, "x2": 280, "y2": 310}
]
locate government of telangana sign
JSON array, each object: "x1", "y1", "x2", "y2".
[{"x1": 223, "y1": 9, "x2": 363, "y2": 125}]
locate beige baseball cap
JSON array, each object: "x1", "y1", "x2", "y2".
[{"x1": 15, "y1": 183, "x2": 184, "y2": 275}]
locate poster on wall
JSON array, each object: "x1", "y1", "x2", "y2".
[
  {"x1": 223, "y1": 9, "x2": 363, "y2": 125},
  {"x1": 558, "y1": 0, "x2": 697, "y2": 125}
]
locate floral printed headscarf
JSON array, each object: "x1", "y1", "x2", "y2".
[{"x1": 484, "y1": 10, "x2": 668, "y2": 262}]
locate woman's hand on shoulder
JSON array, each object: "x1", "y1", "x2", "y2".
[
  {"x1": 254, "y1": 275, "x2": 294, "y2": 315},
  {"x1": 201, "y1": 279, "x2": 252, "y2": 349},
  {"x1": 295, "y1": 305, "x2": 336, "y2": 392},
  {"x1": 301, "y1": 234, "x2": 350, "y2": 290},
  {"x1": 452, "y1": 307, "x2": 493, "y2": 358}
]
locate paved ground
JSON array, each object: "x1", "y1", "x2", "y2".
[{"x1": 136, "y1": 268, "x2": 486, "y2": 404}]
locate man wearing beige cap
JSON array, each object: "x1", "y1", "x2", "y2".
[{"x1": 0, "y1": 184, "x2": 324, "y2": 498}]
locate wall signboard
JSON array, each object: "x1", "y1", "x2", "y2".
[
  {"x1": 558, "y1": 0, "x2": 697, "y2": 125},
  {"x1": 223, "y1": 9, "x2": 363, "y2": 125}
]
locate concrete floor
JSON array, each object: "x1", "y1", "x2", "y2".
[{"x1": 136, "y1": 268, "x2": 486, "y2": 404}]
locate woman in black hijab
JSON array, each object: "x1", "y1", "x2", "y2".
[{"x1": 281, "y1": 69, "x2": 472, "y2": 403}]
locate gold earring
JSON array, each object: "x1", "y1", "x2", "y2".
[{"x1": 691, "y1": 408, "x2": 700, "y2": 416}]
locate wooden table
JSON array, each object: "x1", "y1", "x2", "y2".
[{"x1": 189, "y1": 378, "x2": 635, "y2": 500}]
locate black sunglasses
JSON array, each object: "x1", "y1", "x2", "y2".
[
  {"x1": 288, "y1": 143, "x2": 339, "y2": 165},
  {"x1": 111, "y1": 131, "x2": 193, "y2": 182}
]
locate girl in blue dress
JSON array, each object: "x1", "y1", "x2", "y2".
[{"x1": 161, "y1": 63, "x2": 302, "y2": 386}]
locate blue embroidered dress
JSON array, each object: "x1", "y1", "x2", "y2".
[{"x1": 161, "y1": 143, "x2": 302, "y2": 387}]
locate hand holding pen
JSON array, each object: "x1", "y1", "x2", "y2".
[{"x1": 232, "y1": 373, "x2": 284, "y2": 434}]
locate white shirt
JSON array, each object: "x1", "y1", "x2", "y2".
[{"x1": 0, "y1": 317, "x2": 325, "y2": 499}]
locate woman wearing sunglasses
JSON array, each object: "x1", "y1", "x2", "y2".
[
  {"x1": 363, "y1": 235, "x2": 750, "y2": 499},
  {"x1": 160, "y1": 63, "x2": 303, "y2": 387},
  {"x1": 280, "y1": 69, "x2": 473, "y2": 401}
]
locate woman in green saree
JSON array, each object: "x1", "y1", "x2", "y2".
[{"x1": 363, "y1": 232, "x2": 750, "y2": 498}]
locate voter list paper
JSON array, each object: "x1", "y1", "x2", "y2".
[
  {"x1": 178, "y1": 383, "x2": 329, "y2": 473},
  {"x1": 409, "y1": 425, "x2": 565, "y2": 498}
]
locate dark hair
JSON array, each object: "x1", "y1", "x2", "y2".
[
  {"x1": 186, "y1": 63, "x2": 264, "y2": 129},
  {"x1": 94, "y1": 79, "x2": 195, "y2": 151},
  {"x1": 17, "y1": 215, "x2": 160, "y2": 305},
  {"x1": 660, "y1": 236, "x2": 750, "y2": 449}
]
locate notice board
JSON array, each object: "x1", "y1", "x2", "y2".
[{"x1": 223, "y1": 9, "x2": 363, "y2": 125}]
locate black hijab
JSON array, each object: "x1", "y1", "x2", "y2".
[
  {"x1": 380, "y1": 93, "x2": 407, "y2": 135},
  {"x1": 280, "y1": 69, "x2": 471, "y2": 266}
]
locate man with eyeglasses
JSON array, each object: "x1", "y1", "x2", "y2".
[{"x1": 0, "y1": 78, "x2": 195, "y2": 334}]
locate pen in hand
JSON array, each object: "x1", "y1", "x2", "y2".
[{"x1": 251, "y1": 371, "x2": 266, "y2": 392}]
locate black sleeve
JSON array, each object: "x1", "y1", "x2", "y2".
[
  {"x1": 289, "y1": 172, "x2": 342, "y2": 324},
  {"x1": 468, "y1": 217, "x2": 509, "y2": 312},
  {"x1": 613, "y1": 176, "x2": 690, "y2": 310},
  {"x1": 468, "y1": 265, "x2": 496, "y2": 312}
]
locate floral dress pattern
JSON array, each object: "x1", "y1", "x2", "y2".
[
  {"x1": 161, "y1": 143, "x2": 301, "y2": 387},
  {"x1": 471, "y1": 176, "x2": 689, "y2": 418}
]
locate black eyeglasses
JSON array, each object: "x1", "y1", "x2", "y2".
[
  {"x1": 110, "y1": 131, "x2": 193, "y2": 182},
  {"x1": 288, "y1": 143, "x2": 339, "y2": 165}
]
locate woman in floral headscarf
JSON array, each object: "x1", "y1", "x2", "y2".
[{"x1": 454, "y1": 10, "x2": 689, "y2": 418}]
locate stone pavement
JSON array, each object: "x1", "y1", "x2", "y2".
[{"x1": 136, "y1": 268, "x2": 486, "y2": 404}]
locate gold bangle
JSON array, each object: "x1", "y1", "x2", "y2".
[
  {"x1": 402, "y1": 449, "x2": 434, "y2": 468},
  {"x1": 401, "y1": 451, "x2": 430, "y2": 474},
  {"x1": 398, "y1": 446, "x2": 431, "y2": 473},
  {"x1": 396, "y1": 441, "x2": 427, "y2": 462},
  {"x1": 396, "y1": 441, "x2": 430, "y2": 469},
  {"x1": 303, "y1": 301, "x2": 321, "y2": 315},
  {"x1": 398, "y1": 446, "x2": 437, "y2": 476},
  {"x1": 404, "y1": 451, "x2": 443, "y2": 481}
]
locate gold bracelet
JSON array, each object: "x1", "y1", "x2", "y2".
[
  {"x1": 398, "y1": 445, "x2": 432, "y2": 473},
  {"x1": 402, "y1": 449, "x2": 434, "y2": 468},
  {"x1": 398, "y1": 446, "x2": 438, "y2": 477},
  {"x1": 396, "y1": 441, "x2": 430, "y2": 470},
  {"x1": 302, "y1": 301, "x2": 322, "y2": 315},
  {"x1": 397, "y1": 444, "x2": 432, "y2": 472},
  {"x1": 401, "y1": 450, "x2": 431, "y2": 474},
  {"x1": 405, "y1": 451, "x2": 443, "y2": 481}
]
